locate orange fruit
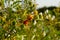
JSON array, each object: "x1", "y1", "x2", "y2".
[
  {"x1": 27, "y1": 14, "x2": 34, "y2": 20},
  {"x1": 23, "y1": 19, "x2": 29, "y2": 25}
]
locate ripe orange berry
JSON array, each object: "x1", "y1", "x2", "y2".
[
  {"x1": 27, "y1": 14, "x2": 34, "y2": 20},
  {"x1": 23, "y1": 19, "x2": 29, "y2": 25}
]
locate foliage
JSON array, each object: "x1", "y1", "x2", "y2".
[{"x1": 0, "y1": 0, "x2": 60, "y2": 40}]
